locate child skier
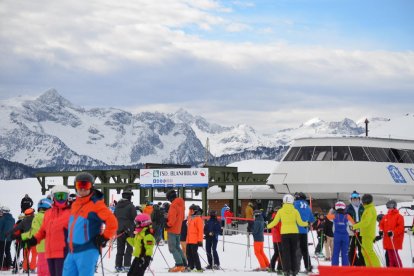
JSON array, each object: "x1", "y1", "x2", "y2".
[
  {"x1": 186, "y1": 205, "x2": 204, "y2": 272},
  {"x1": 267, "y1": 194, "x2": 308, "y2": 276},
  {"x1": 313, "y1": 213, "x2": 326, "y2": 258},
  {"x1": 252, "y1": 209, "x2": 270, "y2": 271},
  {"x1": 324, "y1": 209, "x2": 334, "y2": 261},
  {"x1": 204, "y1": 210, "x2": 221, "y2": 269},
  {"x1": 126, "y1": 213, "x2": 155, "y2": 276},
  {"x1": 331, "y1": 201, "x2": 349, "y2": 266},
  {"x1": 378, "y1": 200, "x2": 404, "y2": 267}
]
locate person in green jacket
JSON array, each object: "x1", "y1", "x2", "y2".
[
  {"x1": 352, "y1": 194, "x2": 381, "y2": 267},
  {"x1": 22, "y1": 198, "x2": 53, "y2": 275},
  {"x1": 267, "y1": 194, "x2": 308, "y2": 276},
  {"x1": 126, "y1": 213, "x2": 155, "y2": 276}
]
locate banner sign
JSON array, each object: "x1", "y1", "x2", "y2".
[{"x1": 140, "y1": 168, "x2": 209, "y2": 188}]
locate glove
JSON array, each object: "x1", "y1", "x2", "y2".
[
  {"x1": 387, "y1": 231, "x2": 393, "y2": 237},
  {"x1": 198, "y1": 241, "x2": 203, "y2": 247},
  {"x1": 95, "y1": 235, "x2": 109, "y2": 248},
  {"x1": 374, "y1": 235, "x2": 382, "y2": 242},
  {"x1": 24, "y1": 237, "x2": 37, "y2": 248}
]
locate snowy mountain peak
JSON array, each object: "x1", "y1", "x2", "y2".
[
  {"x1": 301, "y1": 117, "x2": 324, "y2": 127},
  {"x1": 35, "y1": 88, "x2": 74, "y2": 107}
]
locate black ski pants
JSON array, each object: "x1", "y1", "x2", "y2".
[
  {"x1": 348, "y1": 235, "x2": 365, "y2": 266},
  {"x1": 270, "y1": 242, "x2": 283, "y2": 271},
  {"x1": 0, "y1": 241, "x2": 12, "y2": 268},
  {"x1": 205, "y1": 237, "x2": 220, "y2": 266},
  {"x1": 186, "y1": 244, "x2": 202, "y2": 270},
  {"x1": 296, "y1": 233, "x2": 311, "y2": 271},
  {"x1": 128, "y1": 257, "x2": 150, "y2": 276},
  {"x1": 116, "y1": 233, "x2": 133, "y2": 268},
  {"x1": 281, "y1": 233, "x2": 299, "y2": 274}
]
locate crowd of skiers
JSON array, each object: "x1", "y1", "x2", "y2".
[{"x1": 1, "y1": 177, "x2": 414, "y2": 276}]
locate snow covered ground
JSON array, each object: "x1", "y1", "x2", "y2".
[{"x1": 0, "y1": 178, "x2": 414, "y2": 275}]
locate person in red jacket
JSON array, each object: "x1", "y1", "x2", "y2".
[
  {"x1": 223, "y1": 207, "x2": 234, "y2": 235},
  {"x1": 26, "y1": 185, "x2": 71, "y2": 276},
  {"x1": 63, "y1": 172, "x2": 118, "y2": 276},
  {"x1": 165, "y1": 189, "x2": 186, "y2": 272},
  {"x1": 268, "y1": 206, "x2": 283, "y2": 273},
  {"x1": 186, "y1": 205, "x2": 204, "y2": 272},
  {"x1": 378, "y1": 200, "x2": 404, "y2": 267}
]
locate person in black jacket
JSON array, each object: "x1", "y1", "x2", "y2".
[
  {"x1": 151, "y1": 202, "x2": 165, "y2": 245},
  {"x1": 114, "y1": 190, "x2": 137, "y2": 273},
  {"x1": 204, "y1": 210, "x2": 221, "y2": 269},
  {"x1": 0, "y1": 206, "x2": 15, "y2": 270},
  {"x1": 20, "y1": 194, "x2": 33, "y2": 214}
]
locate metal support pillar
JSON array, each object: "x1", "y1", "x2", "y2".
[
  {"x1": 202, "y1": 187, "x2": 208, "y2": 213},
  {"x1": 233, "y1": 185, "x2": 239, "y2": 217}
]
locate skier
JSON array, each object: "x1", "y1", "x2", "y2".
[
  {"x1": 186, "y1": 204, "x2": 204, "y2": 272},
  {"x1": 21, "y1": 198, "x2": 53, "y2": 276},
  {"x1": 0, "y1": 206, "x2": 15, "y2": 271},
  {"x1": 114, "y1": 189, "x2": 137, "y2": 273},
  {"x1": 346, "y1": 190, "x2": 365, "y2": 266},
  {"x1": 293, "y1": 192, "x2": 315, "y2": 273},
  {"x1": 267, "y1": 194, "x2": 308, "y2": 276},
  {"x1": 20, "y1": 194, "x2": 33, "y2": 214},
  {"x1": 378, "y1": 200, "x2": 404, "y2": 267},
  {"x1": 245, "y1": 202, "x2": 254, "y2": 233},
  {"x1": 25, "y1": 185, "x2": 71, "y2": 276},
  {"x1": 63, "y1": 172, "x2": 118, "y2": 276},
  {"x1": 323, "y1": 209, "x2": 334, "y2": 261},
  {"x1": 151, "y1": 202, "x2": 165, "y2": 245},
  {"x1": 313, "y1": 213, "x2": 325, "y2": 257},
  {"x1": 126, "y1": 213, "x2": 155, "y2": 276},
  {"x1": 223, "y1": 206, "x2": 234, "y2": 235},
  {"x1": 220, "y1": 204, "x2": 228, "y2": 227},
  {"x1": 252, "y1": 209, "x2": 269, "y2": 271},
  {"x1": 204, "y1": 210, "x2": 221, "y2": 270},
  {"x1": 268, "y1": 206, "x2": 283, "y2": 273},
  {"x1": 14, "y1": 207, "x2": 37, "y2": 273},
  {"x1": 165, "y1": 189, "x2": 186, "y2": 272},
  {"x1": 331, "y1": 201, "x2": 349, "y2": 266},
  {"x1": 352, "y1": 194, "x2": 380, "y2": 267}
]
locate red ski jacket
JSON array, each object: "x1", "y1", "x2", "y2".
[{"x1": 379, "y1": 209, "x2": 404, "y2": 250}]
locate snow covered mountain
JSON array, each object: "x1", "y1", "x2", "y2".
[{"x1": 0, "y1": 89, "x2": 412, "y2": 175}]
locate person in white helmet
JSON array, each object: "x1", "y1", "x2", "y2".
[
  {"x1": 267, "y1": 194, "x2": 308, "y2": 276},
  {"x1": 0, "y1": 206, "x2": 15, "y2": 271}
]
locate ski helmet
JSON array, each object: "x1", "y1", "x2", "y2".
[
  {"x1": 38, "y1": 198, "x2": 53, "y2": 210},
  {"x1": 134, "y1": 213, "x2": 152, "y2": 227},
  {"x1": 74, "y1": 172, "x2": 95, "y2": 190},
  {"x1": 283, "y1": 194, "x2": 295, "y2": 204},
  {"x1": 334, "y1": 201, "x2": 346, "y2": 210},
  {"x1": 294, "y1": 192, "x2": 306, "y2": 200},
  {"x1": 51, "y1": 185, "x2": 70, "y2": 200},
  {"x1": 253, "y1": 210, "x2": 262, "y2": 217},
  {"x1": 377, "y1": 213, "x2": 385, "y2": 223},
  {"x1": 166, "y1": 189, "x2": 177, "y2": 202},
  {"x1": 350, "y1": 191, "x2": 360, "y2": 199},
  {"x1": 209, "y1": 210, "x2": 217, "y2": 217},
  {"x1": 386, "y1": 200, "x2": 397, "y2": 209},
  {"x1": 24, "y1": 208, "x2": 35, "y2": 216},
  {"x1": 1, "y1": 206, "x2": 10, "y2": 213},
  {"x1": 361, "y1": 194, "x2": 373, "y2": 205},
  {"x1": 122, "y1": 190, "x2": 133, "y2": 200}
]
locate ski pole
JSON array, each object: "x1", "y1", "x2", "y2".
[
  {"x1": 309, "y1": 228, "x2": 320, "y2": 267},
  {"x1": 374, "y1": 241, "x2": 386, "y2": 266},
  {"x1": 99, "y1": 246, "x2": 105, "y2": 276},
  {"x1": 389, "y1": 235, "x2": 402, "y2": 268},
  {"x1": 266, "y1": 232, "x2": 273, "y2": 274},
  {"x1": 406, "y1": 228, "x2": 414, "y2": 267},
  {"x1": 276, "y1": 242, "x2": 284, "y2": 272},
  {"x1": 354, "y1": 232, "x2": 374, "y2": 267}
]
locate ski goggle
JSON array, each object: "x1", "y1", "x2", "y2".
[
  {"x1": 350, "y1": 194, "x2": 360, "y2": 199},
  {"x1": 54, "y1": 192, "x2": 68, "y2": 201},
  {"x1": 75, "y1": 180, "x2": 92, "y2": 190}
]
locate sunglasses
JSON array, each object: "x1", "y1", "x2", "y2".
[
  {"x1": 54, "y1": 192, "x2": 68, "y2": 201},
  {"x1": 75, "y1": 180, "x2": 92, "y2": 190}
]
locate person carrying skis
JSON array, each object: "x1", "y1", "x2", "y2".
[
  {"x1": 268, "y1": 205, "x2": 283, "y2": 273},
  {"x1": 204, "y1": 210, "x2": 221, "y2": 270},
  {"x1": 24, "y1": 185, "x2": 72, "y2": 276},
  {"x1": 252, "y1": 209, "x2": 270, "y2": 271},
  {"x1": 352, "y1": 193, "x2": 380, "y2": 267},
  {"x1": 346, "y1": 190, "x2": 365, "y2": 266},
  {"x1": 63, "y1": 172, "x2": 118, "y2": 276},
  {"x1": 114, "y1": 189, "x2": 136, "y2": 273},
  {"x1": 21, "y1": 198, "x2": 53, "y2": 276},
  {"x1": 331, "y1": 201, "x2": 349, "y2": 266},
  {"x1": 267, "y1": 194, "x2": 308, "y2": 276},
  {"x1": 293, "y1": 192, "x2": 315, "y2": 273},
  {"x1": 378, "y1": 200, "x2": 404, "y2": 267},
  {"x1": 186, "y1": 204, "x2": 204, "y2": 272},
  {"x1": 126, "y1": 213, "x2": 155, "y2": 276},
  {"x1": 165, "y1": 189, "x2": 186, "y2": 272},
  {"x1": 0, "y1": 206, "x2": 15, "y2": 271}
]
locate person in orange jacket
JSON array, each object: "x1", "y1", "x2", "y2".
[
  {"x1": 165, "y1": 189, "x2": 186, "y2": 272},
  {"x1": 63, "y1": 172, "x2": 118, "y2": 276},
  {"x1": 143, "y1": 201, "x2": 154, "y2": 216},
  {"x1": 377, "y1": 200, "x2": 404, "y2": 267},
  {"x1": 186, "y1": 204, "x2": 204, "y2": 272},
  {"x1": 25, "y1": 185, "x2": 71, "y2": 276}
]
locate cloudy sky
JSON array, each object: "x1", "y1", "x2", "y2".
[{"x1": 0, "y1": 0, "x2": 413, "y2": 133}]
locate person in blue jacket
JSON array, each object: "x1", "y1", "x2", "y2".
[
  {"x1": 293, "y1": 192, "x2": 315, "y2": 273},
  {"x1": 0, "y1": 206, "x2": 15, "y2": 270},
  {"x1": 220, "y1": 204, "x2": 228, "y2": 228},
  {"x1": 204, "y1": 210, "x2": 221, "y2": 269},
  {"x1": 331, "y1": 202, "x2": 349, "y2": 266}
]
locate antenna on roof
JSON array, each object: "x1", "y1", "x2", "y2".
[{"x1": 364, "y1": 118, "x2": 369, "y2": 137}]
